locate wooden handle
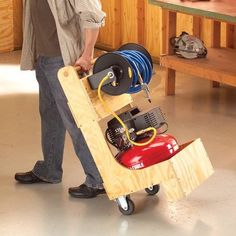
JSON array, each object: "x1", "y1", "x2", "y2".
[
  {"x1": 74, "y1": 58, "x2": 98, "y2": 72},
  {"x1": 74, "y1": 65, "x2": 82, "y2": 72}
]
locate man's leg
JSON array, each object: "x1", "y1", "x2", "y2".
[
  {"x1": 15, "y1": 57, "x2": 66, "y2": 183},
  {"x1": 41, "y1": 56, "x2": 103, "y2": 189},
  {"x1": 32, "y1": 57, "x2": 66, "y2": 183}
]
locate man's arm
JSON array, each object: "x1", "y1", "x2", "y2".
[
  {"x1": 74, "y1": 28, "x2": 99, "y2": 71},
  {"x1": 71, "y1": 0, "x2": 106, "y2": 71}
]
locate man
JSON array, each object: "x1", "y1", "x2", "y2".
[{"x1": 15, "y1": 0, "x2": 106, "y2": 199}]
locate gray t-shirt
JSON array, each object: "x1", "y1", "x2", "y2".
[{"x1": 30, "y1": 0, "x2": 61, "y2": 57}]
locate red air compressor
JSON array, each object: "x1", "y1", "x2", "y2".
[
  {"x1": 116, "y1": 134, "x2": 179, "y2": 170},
  {"x1": 105, "y1": 107, "x2": 180, "y2": 170}
]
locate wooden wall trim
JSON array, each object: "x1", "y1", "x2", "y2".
[
  {"x1": 13, "y1": 0, "x2": 23, "y2": 49},
  {"x1": 137, "y1": 0, "x2": 145, "y2": 45},
  {"x1": 0, "y1": 0, "x2": 22, "y2": 53},
  {"x1": 0, "y1": 0, "x2": 14, "y2": 53}
]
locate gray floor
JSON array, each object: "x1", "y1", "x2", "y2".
[{"x1": 0, "y1": 51, "x2": 236, "y2": 236}]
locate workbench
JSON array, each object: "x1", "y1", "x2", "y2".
[{"x1": 149, "y1": 0, "x2": 236, "y2": 95}]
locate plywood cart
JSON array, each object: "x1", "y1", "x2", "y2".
[{"x1": 58, "y1": 66, "x2": 214, "y2": 215}]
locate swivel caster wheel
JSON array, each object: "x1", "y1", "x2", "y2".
[
  {"x1": 145, "y1": 184, "x2": 160, "y2": 196},
  {"x1": 116, "y1": 196, "x2": 135, "y2": 215}
]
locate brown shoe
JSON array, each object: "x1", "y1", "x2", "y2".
[{"x1": 68, "y1": 184, "x2": 106, "y2": 198}]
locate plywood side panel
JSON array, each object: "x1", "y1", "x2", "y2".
[
  {"x1": 171, "y1": 139, "x2": 214, "y2": 197},
  {"x1": 81, "y1": 77, "x2": 133, "y2": 120}
]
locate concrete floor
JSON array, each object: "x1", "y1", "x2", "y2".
[{"x1": 0, "y1": 51, "x2": 236, "y2": 236}]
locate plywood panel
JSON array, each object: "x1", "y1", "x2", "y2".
[
  {"x1": 163, "y1": 139, "x2": 214, "y2": 200},
  {"x1": 81, "y1": 76, "x2": 133, "y2": 120}
]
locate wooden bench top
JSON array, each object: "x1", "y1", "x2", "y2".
[{"x1": 149, "y1": 0, "x2": 236, "y2": 24}]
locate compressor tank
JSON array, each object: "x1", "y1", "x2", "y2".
[{"x1": 116, "y1": 134, "x2": 180, "y2": 170}]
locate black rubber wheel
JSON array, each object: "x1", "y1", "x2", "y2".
[
  {"x1": 118, "y1": 197, "x2": 135, "y2": 215},
  {"x1": 145, "y1": 184, "x2": 160, "y2": 196}
]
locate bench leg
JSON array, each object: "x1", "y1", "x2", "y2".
[
  {"x1": 212, "y1": 81, "x2": 220, "y2": 88},
  {"x1": 165, "y1": 68, "x2": 176, "y2": 95},
  {"x1": 211, "y1": 20, "x2": 221, "y2": 88}
]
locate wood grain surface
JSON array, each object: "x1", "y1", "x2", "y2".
[
  {"x1": 58, "y1": 66, "x2": 214, "y2": 201},
  {"x1": 150, "y1": 0, "x2": 236, "y2": 23},
  {"x1": 0, "y1": 0, "x2": 14, "y2": 52}
]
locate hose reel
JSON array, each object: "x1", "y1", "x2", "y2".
[
  {"x1": 88, "y1": 43, "x2": 160, "y2": 148},
  {"x1": 88, "y1": 43, "x2": 153, "y2": 100}
]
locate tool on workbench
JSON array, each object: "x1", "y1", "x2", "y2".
[{"x1": 171, "y1": 31, "x2": 207, "y2": 59}]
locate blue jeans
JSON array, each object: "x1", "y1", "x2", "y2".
[{"x1": 32, "y1": 56, "x2": 103, "y2": 188}]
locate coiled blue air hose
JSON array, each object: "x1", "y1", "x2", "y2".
[{"x1": 114, "y1": 50, "x2": 153, "y2": 94}]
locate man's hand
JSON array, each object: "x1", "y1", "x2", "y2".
[{"x1": 74, "y1": 55, "x2": 92, "y2": 72}]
